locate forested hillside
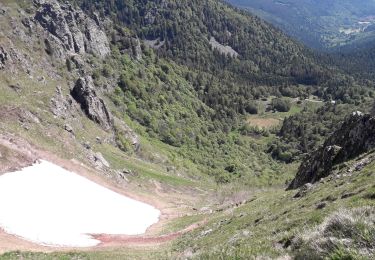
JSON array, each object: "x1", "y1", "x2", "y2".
[
  {"x1": 72, "y1": 0, "x2": 371, "y2": 105},
  {"x1": 333, "y1": 43, "x2": 375, "y2": 81},
  {"x1": 228, "y1": 0, "x2": 375, "y2": 51},
  {"x1": 53, "y1": 0, "x2": 374, "y2": 184},
  {"x1": 70, "y1": 0, "x2": 374, "y2": 121}
]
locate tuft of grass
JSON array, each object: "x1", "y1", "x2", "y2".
[{"x1": 292, "y1": 207, "x2": 375, "y2": 260}]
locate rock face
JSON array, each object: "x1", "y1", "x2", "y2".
[
  {"x1": 289, "y1": 112, "x2": 375, "y2": 189},
  {"x1": 0, "y1": 47, "x2": 8, "y2": 69},
  {"x1": 51, "y1": 86, "x2": 75, "y2": 119},
  {"x1": 34, "y1": 0, "x2": 110, "y2": 58},
  {"x1": 71, "y1": 77, "x2": 113, "y2": 131},
  {"x1": 91, "y1": 152, "x2": 110, "y2": 169}
]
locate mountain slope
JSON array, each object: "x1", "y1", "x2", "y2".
[
  {"x1": 74, "y1": 0, "x2": 324, "y2": 87},
  {"x1": 74, "y1": 0, "x2": 373, "y2": 114},
  {"x1": 227, "y1": 0, "x2": 375, "y2": 50},
  {"x1": 0, "y1": 0, "x2": 298, "y2": 190},
  {"x1": 0, "y1": 0, "x2": 374, "y2": 259},
  {"x1": 332, "y1": 42, "x2": 375, "y2": 82}
]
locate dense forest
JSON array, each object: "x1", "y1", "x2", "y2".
[
  {"x1": 72, "y1": 0, "x2": 372, "y2": 108},
  {"x1": 332, "y1": 43, "x2": 375, "y2": 82}
]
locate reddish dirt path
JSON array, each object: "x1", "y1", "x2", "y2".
[
  {"x1": 92, "y1": 218, "x2": 207, "y2": 247},
  {"x1": 0, "y1": 133, "x2": 206, "y2": 254}
]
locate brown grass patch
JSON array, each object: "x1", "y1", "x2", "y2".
[{"x1": 247, "y1": 117, "x2": 281, "y2": 128}]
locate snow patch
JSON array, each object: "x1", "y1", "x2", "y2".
[{"x1": 0, "y1": 160, "x2": 160, "y2": 247}]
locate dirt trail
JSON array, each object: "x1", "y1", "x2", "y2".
[{"x1": 92, "y1": 218, "x2": 207, "y2": 247}]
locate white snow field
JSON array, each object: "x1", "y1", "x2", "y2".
[{"x1": 0, "y1": 160, "x2": 160, "y2": 247}]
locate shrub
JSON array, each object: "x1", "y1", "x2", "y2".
[
  {"x1": 271, "y1": 98, "x2": 291, "y2": 112},
  {"x1": 102, "y1": 64, "x2": 113, "y2": 78},
  {"x1": 245, "y1": 102, "x2": 258, "y2": 114},
  {"x1": 115, "y1": 132, "x2": 133, "y2": 153}
]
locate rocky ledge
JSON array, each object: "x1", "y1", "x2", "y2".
[
  {"x1": 34, "y1": 0, "x2": 110, "y2": 59},
  {"x1": 289, "y1": 112, "x2": 375, "y2": 189},
  {"x1": 71, "y1": 77, "x2": 113, "y2": 131}
]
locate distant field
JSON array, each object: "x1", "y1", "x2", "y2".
[
  {"x1": 247, "y1": 96, "x2": 324, "y2": 129},
  {"x1": 246, "y1": 97, "x2": 324, "y2": 129},
  {"x1": 247, "y1": 117, "x2": 280, "y2": 129}
]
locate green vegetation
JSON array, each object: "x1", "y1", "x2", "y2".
[
  {"x1": 271, "y1": 98, "x2": 291, "y2": 113},
  {"x1": 65, "y1": 11, "x2": 294, "y2": 186},
  {"x1": 268, "y1": 100, "x2": 372, "y2": 162},
  {"x1": 74, "y1": 0, "x2": 373, "y2": 106},
  {"x1": 333, "y1": 43, "x2": 375, "y2": 82},
  {"x1": 228, "y1": 0, "x2": 375, "y2": 50},
  {"x1": 172, "y1": 155, "x2": 375, "y2": 259},
  {"x1": 66, "y1": 0, "x2": 373, "y2": 185}
]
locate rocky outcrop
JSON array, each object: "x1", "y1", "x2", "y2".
[
  {"x1": 83, "y1": 17, "x2": 110, "y2": 58},
  {"x1": 289, "y1": 112, "x2": 375, "y2": 189},
  {"x1": 71, "y1": 77, "x2": 113, "y2": 131},
  {"x1": 51, "y1": 86, "x2": 75, "y2": 119},
  {"x1": 0, "y1": 47, "x2": 8, "y2": 69},
  {"x1": 34, "y1": 0, "x2": 110, "y2": 58},
  {"x1": 88, "y1": 152, "x2": 110, "y2": 170}
]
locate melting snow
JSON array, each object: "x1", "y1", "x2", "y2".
[{"x1": 0, "y1": 160, "x2": 160, "y2": 247}]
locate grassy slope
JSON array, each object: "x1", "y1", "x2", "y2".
[
  {"x1": 1, "y1": 153, "x2": 373, "y2": 259},
  {"x1": 174, "y1": 154, "x2": 375, "y2": 259}
]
